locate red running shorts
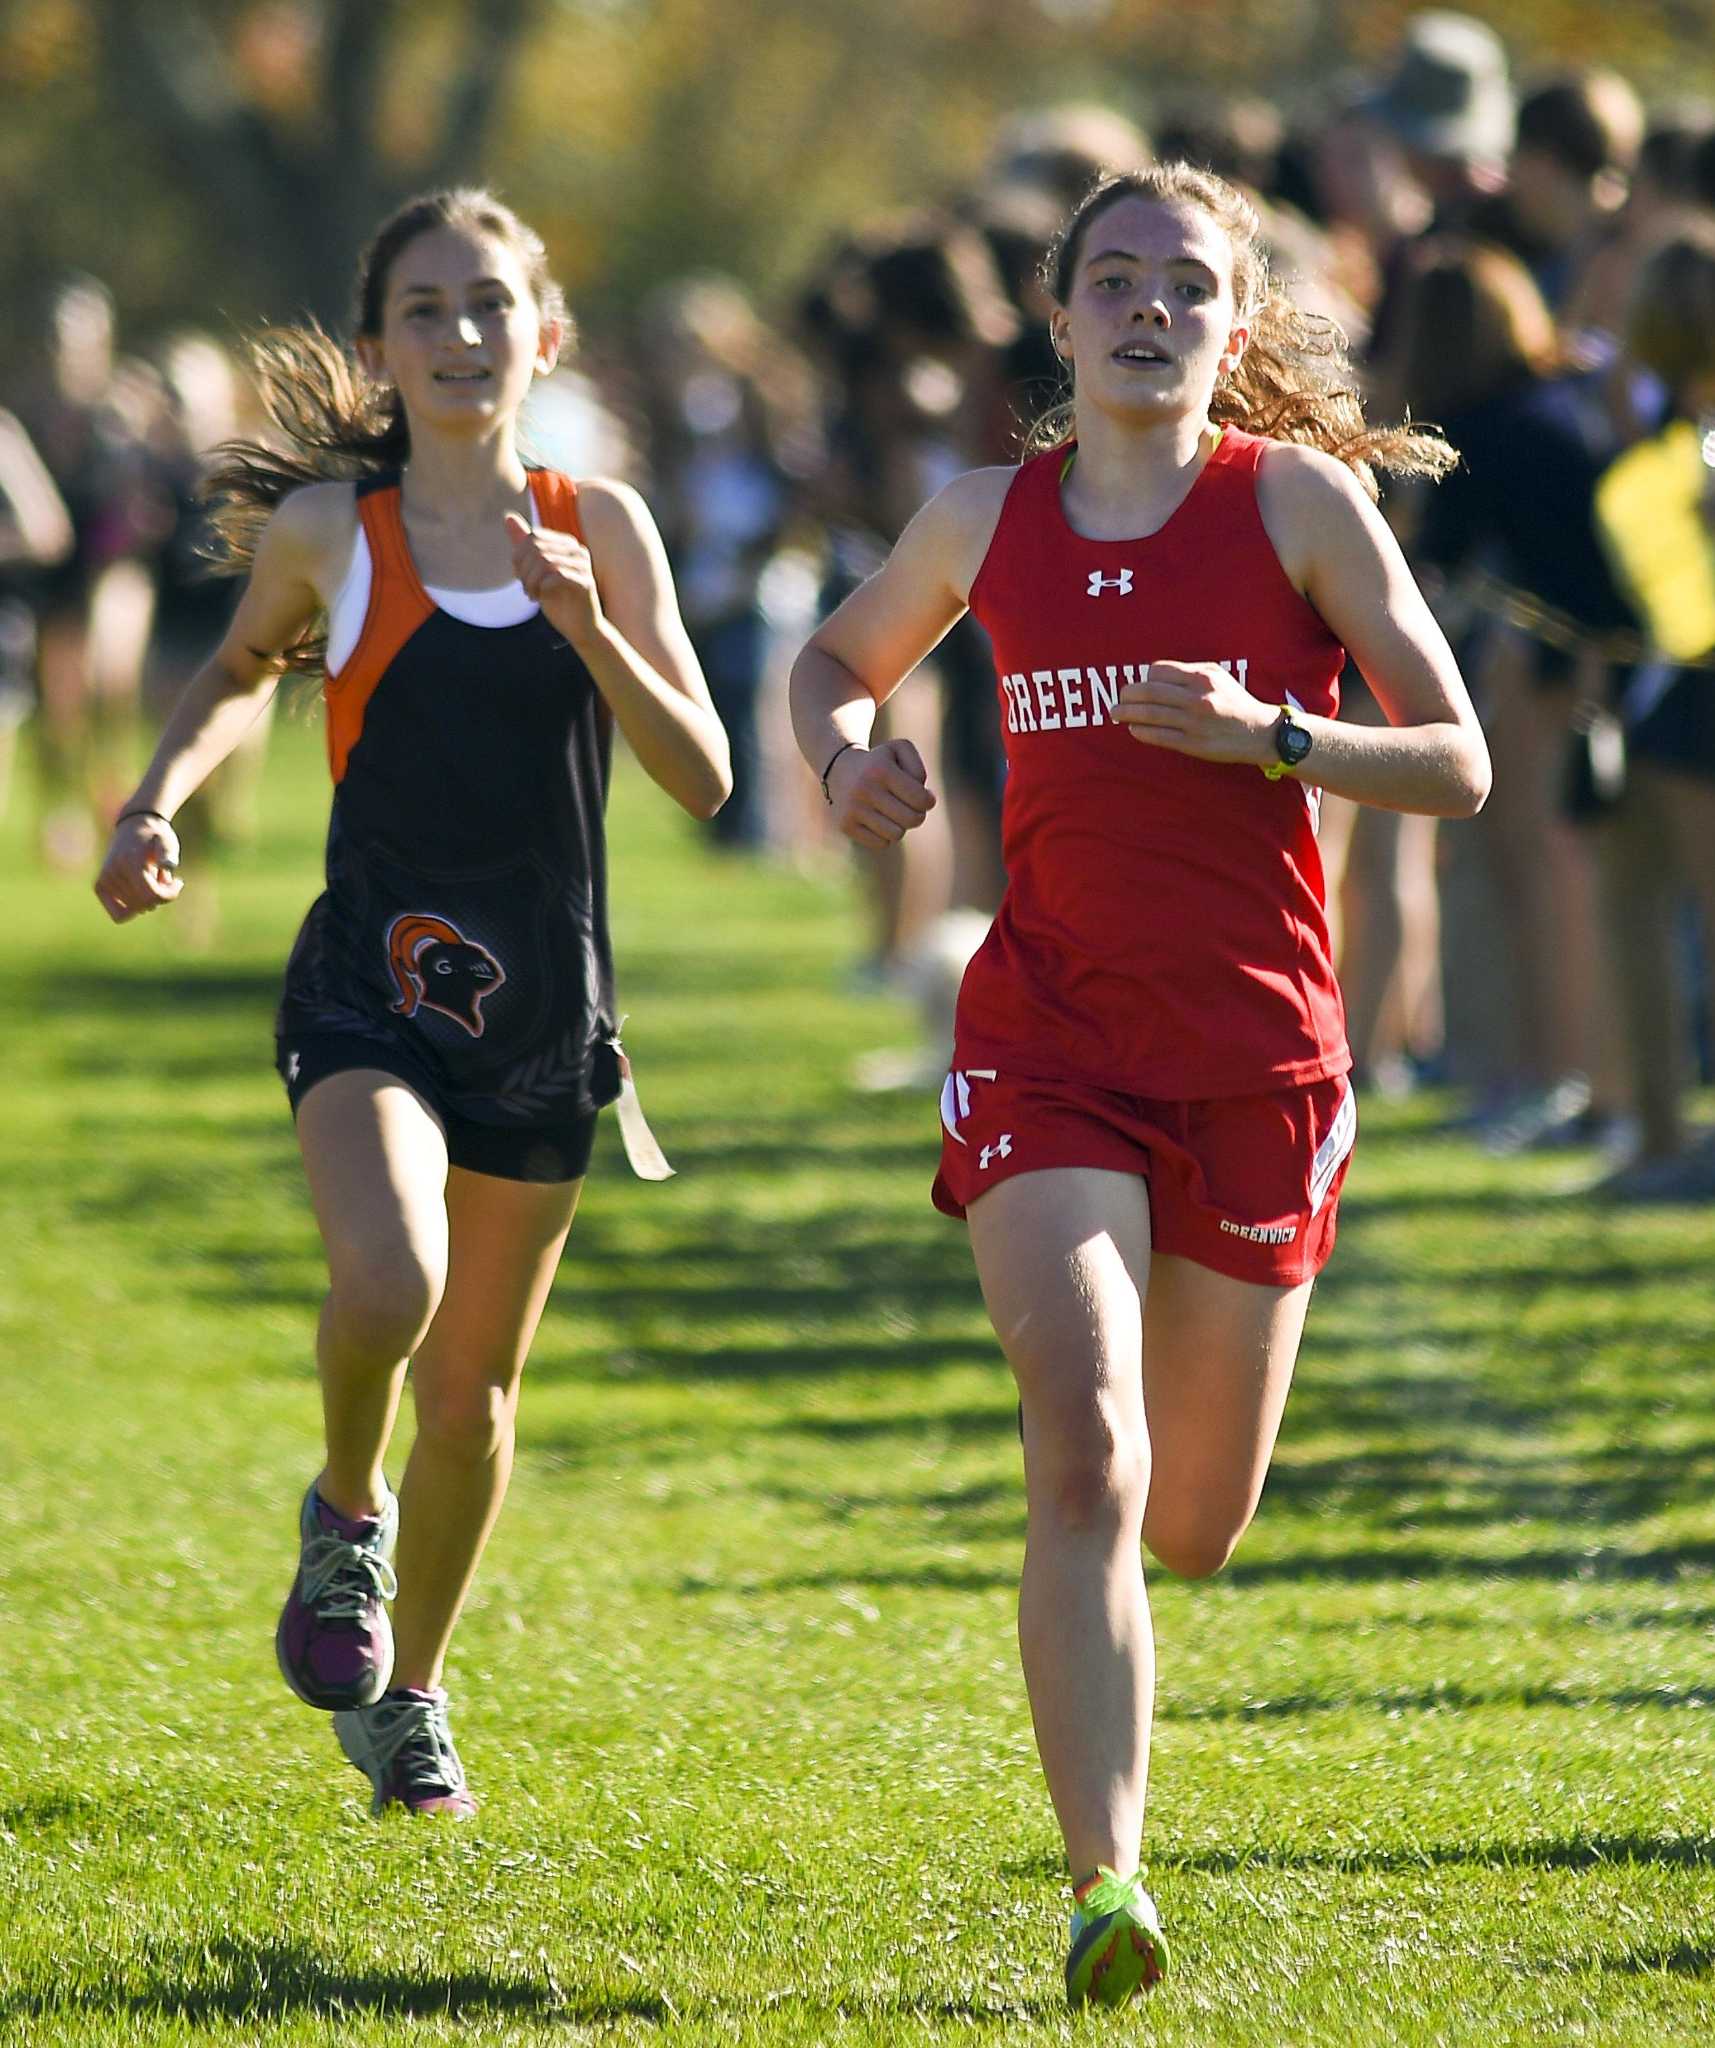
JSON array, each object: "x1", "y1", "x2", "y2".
[{"x1": 932, "y1": 1065, "x2": 1356, "y2": 1287}]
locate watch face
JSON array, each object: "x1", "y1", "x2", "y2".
[{"x1": 1277, "y1": 714, "x2": 1313, "y2": 765}]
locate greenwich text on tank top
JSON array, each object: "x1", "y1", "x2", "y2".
[
  {"x1": 958, "y1": 428, "x2": 1350, "y2": 1099},
  {"x1": 277, "y1": 469, "x2": 621, "y2": 1122}
]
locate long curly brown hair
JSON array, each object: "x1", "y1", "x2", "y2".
[
  {"x1": 1026, "y1": 164, "x2": 1456, "y2": 499},
  {"x1": 200, "y1": 188, "x2": 569, "y2": 677}
]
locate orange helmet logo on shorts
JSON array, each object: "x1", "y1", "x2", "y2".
[{"x1": 384, "y1": 912, "x2": 506, "y2": 1037}]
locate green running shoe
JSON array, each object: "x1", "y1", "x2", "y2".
[{"x1": 1065, "y1": 1866, "x2": 1168, "y2": 2007}]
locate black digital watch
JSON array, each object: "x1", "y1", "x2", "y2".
[{"x1": 1263, "y1": 705, "x2": 1314, "y2": 780}]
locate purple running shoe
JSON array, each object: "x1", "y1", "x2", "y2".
[
  {"x1": 274, "y1": 1480, "x2": 398, "y2": 1710},
  {"x1": 334, "y1": 1688, "x2": 478, "y2": 1817}
]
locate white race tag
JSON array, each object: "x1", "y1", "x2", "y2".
[{"x1": 609, "y1": 1030, "x2": 674, "y2": 1182}]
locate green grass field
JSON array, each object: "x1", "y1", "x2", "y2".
[{"x1": 2, "y1": 718, "x2": 1712, "y2": 2046}]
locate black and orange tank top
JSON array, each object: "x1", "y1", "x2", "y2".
[{"x1": 277, "y1": 469, "x2": 621, "y2": 1122}]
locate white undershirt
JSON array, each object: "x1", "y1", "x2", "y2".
[{"x1": 325, "y1": 481, "x2": 543, "y2": 677}]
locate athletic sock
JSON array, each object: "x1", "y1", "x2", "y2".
[{"x1": 313, "y1": 1488, "x2": 385, "y2": 1541}]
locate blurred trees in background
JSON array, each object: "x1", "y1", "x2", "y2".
[{"x1": 3, "y1": 0, "x2": 1712, "y2": 358}]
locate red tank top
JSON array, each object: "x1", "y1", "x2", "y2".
[{"x1": 957, "y1": 428, "x2": 1349, "y2": 1098}]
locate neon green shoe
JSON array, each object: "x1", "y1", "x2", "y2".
[{"x1": 1065, "y1": 1866, "x2": 1168, "y2": 2007}]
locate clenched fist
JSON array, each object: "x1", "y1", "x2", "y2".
[
  {"x1": 824, "y1": 738, "x2": 937, "y2": 850},
  {"x1": 504, "y1": 511, "x2": 606, "y2": 651}
]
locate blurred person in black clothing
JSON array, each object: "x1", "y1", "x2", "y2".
[
  {"x1": 1497, "y1": 71, "x2": 1644, "y2": 317},
  {"x1": 1585, "y1": 228, "x2": 1715, "y2": 1198},
  {"x1": 1396, "y1": 237, "x2": 1640, "y2": 1150}
]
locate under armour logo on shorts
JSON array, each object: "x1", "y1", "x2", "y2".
[
  {"x1": 979, "y1": 1134, "x2": 1013, "y2": 1169},
  {"x1": 1087, "y1": 568, "x2": 1133, "y2": 596}
]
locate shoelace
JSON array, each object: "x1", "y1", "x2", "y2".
[
  {"x1": 296, "y1": 1531, "x2": 399, "y2": 1621},
  {"x1": 365, "y1": 1696, "x2": 466, "y2": 1792},
  {"x1": 1074, "y1": 1867, "x2": 1151, "y2": 1927}
]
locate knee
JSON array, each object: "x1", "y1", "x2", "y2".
[
  {"x1": 412, "y1": 1374, "x2": 513, "y2": 1466},
  {"x1": 1143, "y1": 1515, "x2": 1245, "y2": 1582},
  {"x1": 325, "y1": 1252, "x2": 441, "y2": 1366},
  {"x1": 1029, "y1": 1418, "x2": 1149, "y2": 1534}
]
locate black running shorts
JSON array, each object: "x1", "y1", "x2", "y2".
[{"x1": 276, "y1": 1030, "x2": 600, "y2": 1184}]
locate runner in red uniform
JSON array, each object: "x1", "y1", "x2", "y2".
[
  {"x1": 94, "y1": 189, "x2": 730, "y2": 1817},
  {"x1": 790, "y1": 164, "x2": 1489, "y2": 2007}
]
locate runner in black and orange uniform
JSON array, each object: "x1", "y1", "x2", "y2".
[
  {"x1": 791, "y1": 165, "x2": 1490, "y2": 2008},
  {"x1": 94, "y1": 188, "x2": 730, "y2": 1816},
  {"x1": 276, "y1": 462, "x2": 627, "y2": 1179}
]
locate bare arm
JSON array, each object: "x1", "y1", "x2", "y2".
[
  {"x1": 506, "y1": 481, "x2": 732, "y2": 820},
  {"x1": 93, "y1": 485, "x2": 342, "y2": 921},
  {"x1": 1113, "y1": 446, "x2": 1492, "y2": 818},
  {"x1": 789, "y1": 466, "x2": 1009, "y2": 846}
]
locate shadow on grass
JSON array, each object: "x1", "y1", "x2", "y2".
[
  {"x1": 680, "y1": 1533, "x2": 1715, "y2": 1599},
  {"x1": 1221, "y1": 1538, "x2": 1715, "y2": 1587},
  {"x1": 1161, "y1": 1682, "x2": 1715, "y2": 1720},
  {"x1": 0, "y1": 1789, "x2": 108, "y2": 1831},
  {"x1": 762, "y1": 1404, "x2": 1009, "y2": 1444},
  {"x1": 1261, "y1": 1439, "x2": 1715, "y2": 1531},
  {"x1": 677, "y1": 1562, "x2": 1012, "y2": 1599},
  {"x1": 1591, "y1": 1604, "x2": 1715, "y2": 1632},
  {"x1": 527, "y1": 1403, "x2": 1015, "y2": 1473},
  {"x1": 535, "y1": 1293, "x2": 983, "y2": 1346},
  {"x1": 0, "y1": 1936, "x2": 662, "y2": 2027},
  {"x1": 1173, "y1": 1832, "x2": 1715, "y2": 1876},
  {"x1": 1003, "y1": 1833, "x2": 1715, "y2": 1880},
  {"x1": 31, "y1": 966, "x2": 280, "y2": 1083},
  {"x1": 0, "y1": 1940, "x2": 1056, "y2": 2031},
  {"x1": 1606, "y1": 1942, "x2": 1715, "y2": 1976},
  {"x1": 756, "y1": 1418, "x2": 1713, "y2": 1540}
]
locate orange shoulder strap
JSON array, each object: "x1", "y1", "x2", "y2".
[
  {"x1": 325, "y1": 482, "x2": 435, "y2": 785},
  {"x1": 527, "y1": 469, "x2": 584, "y2": 539}
]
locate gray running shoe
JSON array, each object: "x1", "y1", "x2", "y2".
[
  {"x1": 274, "y1": 1480, "x2": 398, "y2": 1710},
  {"x1": 1480, "y1": 1073, "x2": 1592, "y2": 1157},
  {"x1": 334, "y1": 1687, "x2": 478, "y2": 1817}
]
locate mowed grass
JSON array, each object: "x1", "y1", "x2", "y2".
[{"x1": 1, "y1": 716, "x2": 1712, "y2": 2047}]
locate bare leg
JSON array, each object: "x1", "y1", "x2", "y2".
[
  {"x1": 1520, "y1": 682, "x2": 1623, "y2": 1093},
  {"x1": 1594, "y1": 782, "x2": 1686, "y2": 1158},
  {"x1": 1138, "y1": 1255, "x2": 1312, "y2": 1580},
  {"x1": 968, "y1": 1168, "x2": 1154, "y2": 1880},
  {"x1": 389, "y1": 1165, "x2": 582, "y2": 1692},
  {"x1": 1658, "y1": 771, "x2": 1715, "y2": 1034},
  {"x1": 296, "y1": 1072, "x2": 451, "y2": 1520},
  {"x1": 1393, "y1": 809, "x2": 1443, "y2": 1067},
  {"x1": 854, "y1": 673, "x2": 951, "y2": 972},
  {"x1": 33, "y1": 610, "x2": 93, "y2": 864},
  {"x1": 1337, "y1": 802, "x2": 1407, "y2": 1075},
  {"x1": 969, "y1": 1170, "x2": 1317, "y2": 1880},
  {"x1": 1473, "y1": 632, "x2": 1566, "y2": 1086},
  {"x1": 1317, "y1": 788, "x2": 1357, "y2": 967},
  {"x1": 85, "y1": 558, "x2": 154, "y2": 820},
  {"x1": 1326, "y1": 687, "x2": 1442, "y2": 1077}
]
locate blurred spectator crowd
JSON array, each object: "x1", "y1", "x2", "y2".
[{"x1": 5, "y1": 10, "x2": 1714, "y2": 1199}]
